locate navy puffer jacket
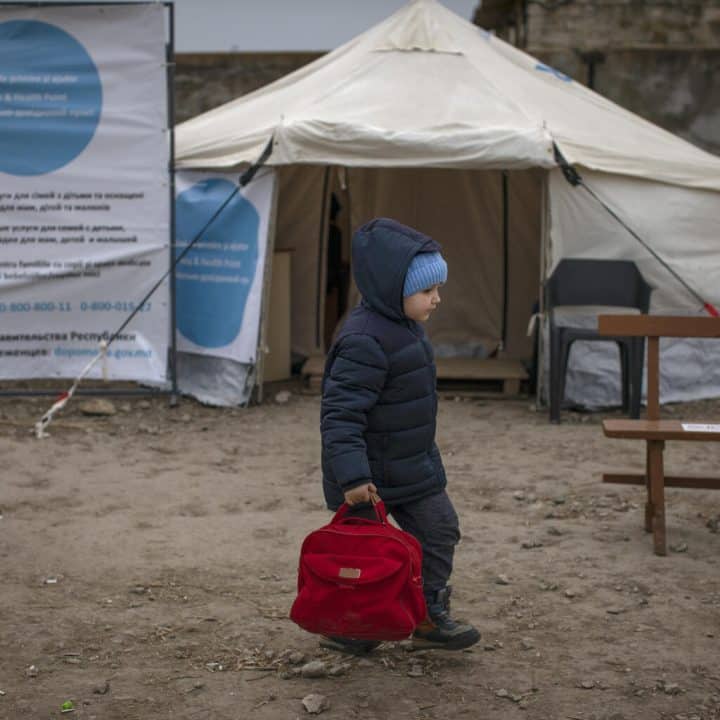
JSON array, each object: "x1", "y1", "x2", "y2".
[{"x1": 321, "y1": 218, "x2": 447, "y2": 510}]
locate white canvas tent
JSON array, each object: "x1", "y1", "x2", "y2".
[{"x1": 176, "y1": 0, "x2": 720, "y2": 406}]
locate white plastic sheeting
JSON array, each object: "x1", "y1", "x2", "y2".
[
  {"x1": 176, "y1": 352, "x2": 254, "y2": 407},
  {"x1": 543, "y1": 312, "x2": 720, "y2": 409},
  {"x1": 548, "y1": 169, "x2": 720, "y2": 406}
]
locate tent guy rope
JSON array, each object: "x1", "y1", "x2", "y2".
[
  {"x1": 33, "y1": 139, "x2": 275, "y2": 439},
  {"x1": 553, "y1": 143, "x2": 719, "y2": 318}
]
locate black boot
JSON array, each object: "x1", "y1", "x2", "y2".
[
  {"x1": 413, "y1": 585, "x2": 480, "y2": 650},
  {"x1": 319, "y1": 636, "x2": 382, "y2": 655}
]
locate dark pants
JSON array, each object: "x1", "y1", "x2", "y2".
[{"x1": 348, "y1": 490, "x2": 460, "y2": 601}]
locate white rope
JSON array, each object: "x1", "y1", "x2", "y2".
[{"x1": 34, "y1": 340, "x2": 108, "y2": 439}]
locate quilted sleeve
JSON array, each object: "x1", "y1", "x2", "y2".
[{"x1": 321, "y1": 333, "x2": 388, "y2": 491}]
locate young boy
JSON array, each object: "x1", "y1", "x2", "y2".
[{"x1": 320, "y1": 217, "x2": 480, "y2": 652}]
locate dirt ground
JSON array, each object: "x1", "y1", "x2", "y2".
[{"x1": 2, "y1": 382, "x2": 720, "y2": 720}]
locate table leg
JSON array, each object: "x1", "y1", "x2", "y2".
[
  {"x1": 647, "y1": 439, "x2": 666, "y2": 556},
  {"x1": 644, "y1": 443, "x2": 653, "y2": 533}
]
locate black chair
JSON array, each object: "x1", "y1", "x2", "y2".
[{"x1": 545, "y1": 259, "x2": 652, "y2": 423}]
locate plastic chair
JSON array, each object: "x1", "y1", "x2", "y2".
[{"x1": 545, "y1": 259, "x2": 652, "y2": 423}]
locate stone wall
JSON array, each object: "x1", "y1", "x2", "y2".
[
  {"x1": 533, "y1": 45, "x2": 720, "y2": 154},
  {"x1": 480, "y1": 0, "x2": 720, "y2": 155},
  {"x1": 174, "y1": 52, "x2": 321, "y2": 124},
  {"x1": 525, "y1": 0, "x2": 720, "y2": 48}
]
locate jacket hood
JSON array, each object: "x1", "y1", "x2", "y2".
[{"x1": 351, "y1": 218, "x2": 441, "y2": 321}]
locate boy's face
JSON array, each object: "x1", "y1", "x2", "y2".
[{"x1": 403, "y1": 284, "x2": 442, "y2": 323}]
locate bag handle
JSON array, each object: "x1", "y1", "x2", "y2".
[{"x1": 332, "y1": 493, "x2": 387, "y2": 524}]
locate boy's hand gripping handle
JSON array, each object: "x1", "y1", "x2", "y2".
[{"x1": 333, "y1": 495, "x2": 387, "y2": 524}]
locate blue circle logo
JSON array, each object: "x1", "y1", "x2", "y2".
[
  {"x1": 0, "y1": 20, "x2": 103, "y2": 176},
  {"x1": 175, "y1": 179, "x2": 260, "y2": 349}
]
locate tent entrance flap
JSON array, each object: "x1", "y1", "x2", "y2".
[
  {"x1": 347, "y1": 166, "x2": 541, "y2": 362},
  {"x1": 275, "y1": 165, "x2": 543, "y2": 366},
  {"x1": 274, "y1": 165, "x2": 329, "y2": 360}
]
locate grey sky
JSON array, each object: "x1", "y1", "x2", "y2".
[
  {"x1": 171, "y1": 0, "x2": 478, "y2": 52},
  {"x1": 28, "y1": 0, "x2": 478, "y2": 52}
]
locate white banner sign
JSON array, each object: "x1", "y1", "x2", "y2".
[
  {"x1": 175, "y1": 169, "x2": 275, "y2": 364},
  {"x1": 0, "y1": 4, "x2": 170, "y2": 382}
]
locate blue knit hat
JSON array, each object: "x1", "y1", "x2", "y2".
[{"x1": 403, "y1": 251, "x2": 448, "y2": 298}]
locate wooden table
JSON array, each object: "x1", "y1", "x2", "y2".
[{"x1": 599, "y1": 315, "x2": 720, "y2": 555}]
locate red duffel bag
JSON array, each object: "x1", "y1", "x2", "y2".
[{"x1": 290, "y1": 498, "x2": 426, "y2": 641}]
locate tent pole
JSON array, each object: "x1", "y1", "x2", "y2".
[
  {"x1": 315, "y1": 167, "x2": 331, "y2": 352},
  {"x1": 536, "y1": 171, "x2": 551, "y2": 409},
  {"x1": 501, "y1": 171, "x2": 509, "y2": 353},
  {"x1": 253, "y1": 171, "x2": 279, "y2": 405},
  {"x1": 340, "y1": 166, "x2": 353, "y2": 324},
  {"x1": 341, "y1": 167, "x2": 360, "y2": 319},
  {"x1": 165, "y1": 0, "x2": 178, "y2": 407}
]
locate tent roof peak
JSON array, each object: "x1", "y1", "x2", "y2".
[{"x1": 371, "y1": 0, "x2": 464, "y2": 54}]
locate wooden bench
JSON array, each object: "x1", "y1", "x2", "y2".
[{"x1": 599, "y1": 315, "x2": 720, "y2": 556}]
